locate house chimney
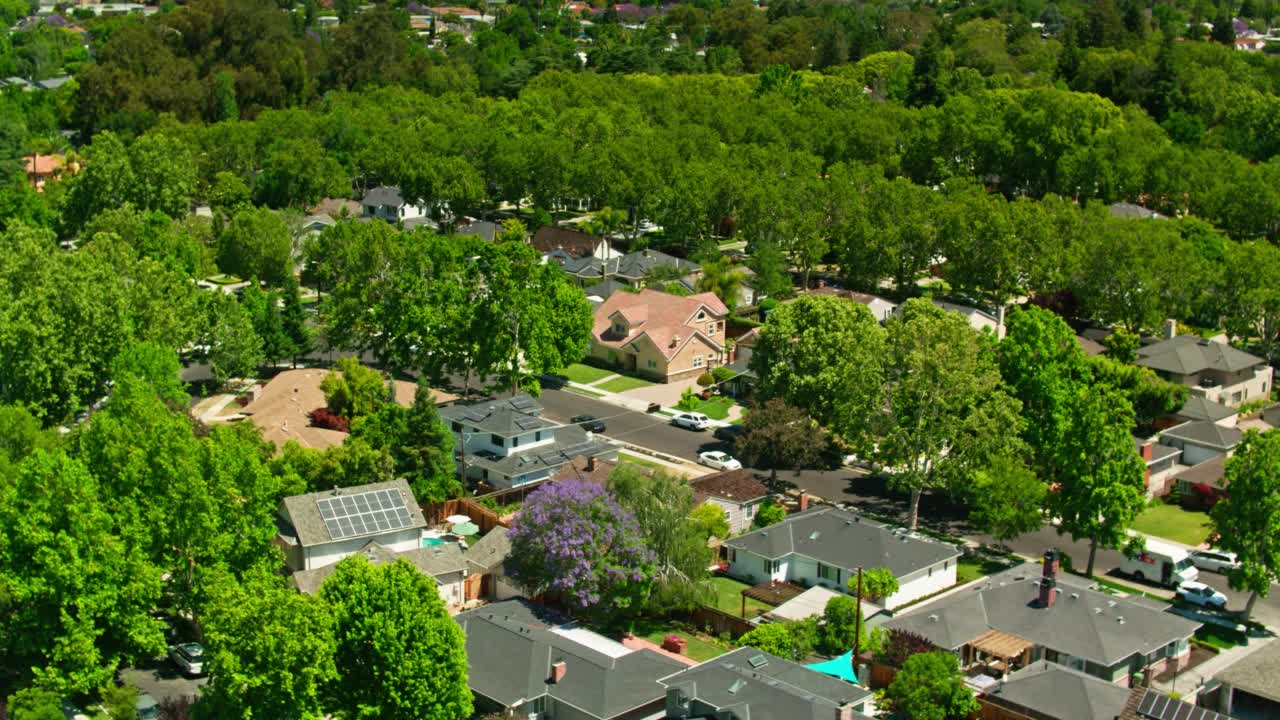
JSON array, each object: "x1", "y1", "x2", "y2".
[
  {"x1": 586, "y1": 456, "x2": 596, "y2": 472},
  {"x1": 798, "y1": 492, "x2": 808, "y2": 511},
  {"x1": 836, "y1": 704, "x2": 855, "y2": 720},
  {"x1": 1163, "y1": 319, "x2": 1177, "y2": 339},
  {"x1": 549, "y1": 661, "x2": 567, "y2": 683},
  {"x1": 1039, "y1": 549, "x2": 1058, "y2": 608},
  {"x1": 1140, "y1": 442, "x2": 1153, "y2": 462},
  {"x1": 671, "y1": 334, "x2": 680, "y2": 348}
]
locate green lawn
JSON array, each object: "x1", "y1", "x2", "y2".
[
  {"x1": 632, "y1": 621, "x2": 732, "y2": 662},
  {"x1": 597, "y1": 375, "x2": 656, "y2": 394},
  {"x1": 617, "y1": 452, "x2": 678, "y2": 474},
  {"x1": 955, "y1": 556, "x2": 1011, "y2": 585},
  {"x1": 708, "y1": 575, "x2": 773, "y2": 618},
  {"x1": 682, "y1": 395, "x2": 736, "y2": 420},
  {"x1": 1132, "y1": 503, "x2": 1212, "y2": 547},
  {"x1": 559, "y1": 363, "x2": 615, "y2": 385},
  {"x1": 1195, "y1": 624, "x2": 1246, "y2": 650}
]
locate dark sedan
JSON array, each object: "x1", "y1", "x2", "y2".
[
  {"x1": 714, "y1": 424, "x2": 746, "y2": 442},
  {"x1": 572, "y1": 414, "x2": 607, "y2": 433}
]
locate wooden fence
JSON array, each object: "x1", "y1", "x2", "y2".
[
  {"x1": 686, "y1": 607, "x2": 757, "y2": 640},
  {"x1": 870, "y1": 662, "x2": 898, "y2": 690},
  {"x1": 424, "y1": 497, "x2": 510, "y2": 533}
]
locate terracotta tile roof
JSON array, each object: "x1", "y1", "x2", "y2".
[
  {"x1": 24, "y1": 153, "x2": 64, "y2": 176},
  {"x1": 691, "y1": 469, "x2": 768, "y2": 505},
  {"x1": 593, "y1": 289, "x2": 728, "y2": 360}
]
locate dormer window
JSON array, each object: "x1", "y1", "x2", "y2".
[
  {"x1": 613, "y1": 322, "x2": 626, "y2": 335},
  {"x1": 696, "y1": 310, "x2": 706, "y2": 321},
  {"x1": 707, "y1": 322, "x2": 716, "y2": 335}
]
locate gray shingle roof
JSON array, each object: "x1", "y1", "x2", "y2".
[
  {"x1": 290, "y1": 541, "x2": 466, "y2": 594},
  {"x1": 562, "y1": 249, "x2": 700, "y2": 281},
  {"x1": 885, "y1": 566, "x2": 1201, "y2": 667},
  {"x1": 1108, "y1": 203, "x2": 1166, "y2": 220},
  {"x1": 1161, "y1": 421, "x2": 1243, "y2": 450},
  {"x1": 1137, "y1": 336, "x2": 1264, "y2": 375},
  {"x1": 459, "y1": 425, "x2": 617, "y2": 480},
  {"x1": 987, "y1": 661, "x2": 1131, "y2": 720},
  {"x1": 1214, "y1": 640, "x2": 1280, "y2": 704},
  {"x1": 440, "y1": 394, "x2": 557, "y2": 436},
  {"x1": 361, "y1": 185, "x2": 406, "y2": 207},
  {"x1": 279, "y1": 479, "x2": 426, "y2": 548},
  {"x1": 464, "y1": 525, "x2": 511, "y2": 573},
  {"x1": 658, "y1": 647, "x2": 873, "y2": 720},
  {"x1": 723, "y1": 506, "x2": 960, "y2": 579},
  {"x1": 1177, "y1": 396, "x2": 1238, "y2": 423},
  {"x1": 456, "y1": 600, "x2": 685, "y2": 719},
  {"x1": 455, "y1": 220, "x2": 499, "y2": 241}
]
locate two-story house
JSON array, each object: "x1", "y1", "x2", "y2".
[
  {"x1": 722, "y1": 506, "x2": 961, "y2": 609},
  {"x1": 361, "y1": 186, "x2": 436, "y2": 228},
  {"x1": 440, "y1": 394, "x2": 617, "y2": 490},
  {"x1": 1137, "y1": 335, "x2": 1273, "y2": 407},
  {"x1": 590, "y1": 289, "x2": 729, "y2": 383},
  {"x1": 562, "y1": 249, "x2": 702, "y2": 288},
  {"x1": 885, "y1": 553, "x2": 1201, "y2": 686}
]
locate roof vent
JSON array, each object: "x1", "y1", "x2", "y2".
[
  {"x1": 1108, "y1": 600, "x2": 1117, "y2": 607},
  {"x1": 846, "y1": 520, "x2": 853, "y2": 526},
  {"x1": 1094, "y1": 607, "x2": 1103, "y2": 614},
  {"x1": 809, "y1": 531, "x2": 821, "y2": 541},
  {"x1": 1117, "y1": 616, "x2": 1125, "y2": 625},
  {"x1": 748, "y1": 654, "x2": 768, "y2": 669},
  {"x1": 1070, "y1": 593, "x2": 1080, "y2": 600},
  {"x1": 929, "y1": 614, "x2": 939, "y2": 622}
]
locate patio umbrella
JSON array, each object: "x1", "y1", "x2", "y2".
[
  {"x1": 445, "y1": 514, "x2": 472, "y2": 524},
  {"x1": 452, "y1": 522, "x2": 480, "y2": 536}
]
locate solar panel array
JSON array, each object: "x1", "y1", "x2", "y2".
[
  {"x1": 1136, "y1": 689, "x2": 1230, "y2": 720},
  {"x1": 316, "y1": 489, "x2": 413, "y2": 541}
]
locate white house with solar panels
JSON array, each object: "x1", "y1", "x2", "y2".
[{"x1": 440, "y1": 394, "x2": 618, "y2": 490}]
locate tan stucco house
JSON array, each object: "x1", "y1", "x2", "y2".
[{"x1": 589, "y1": 289, "x2": 729, "y2": 382}]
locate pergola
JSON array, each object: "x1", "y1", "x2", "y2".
[
  {"x1": 740, "y1": 580, "x2": 806, "y2": 617},
  {"x1": 967, "y1": 629, "x2": 1035, "y2": 676}
]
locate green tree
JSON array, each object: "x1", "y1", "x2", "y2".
[
  {"x1": 608, "y1": 464, "x2": 713, "y2": 612},
  {"x1": 876, "y1": 299, "x2": 1025, "y2": 529},
  {"x1": 747, "y1": 239, "x2": 791, "y2": 299},
  {"x1": 1047, "y1": 386, "x2": 1147, "y2": 577},
  {"x1": 854, "y1": 567, "x2": 899, "y2": 605},
  {"x1": 1211, "y1": 430, "x2": 1280, "y2": 622},
  {"x1": 1218, "y1": 240, "x2": 1280, "y2": 362},
  {"x1": 65, "y1": 131, "x2": 135, "y2": 231},
  {"x1": 968, "y1": 456, "x2": 1047, "y2": 542},
  {"x1": 196, "y1": 293, "x2": 264, "y2": 387},
  {"x1": 351, "y1": 382, "x2": 460, "y2": 503},
  {"x1": 111, "y1": 341, "x2": 187, "y2": 408},
  {"x1": 753, "y1": 498, "x2": 786, "y2": 528},
  {"x1": 884, "y1": 651, "x2": 981, "y2": 720},
  {"x1": 197, "y1": 569, "x2": 337, "y2": 720},
  {"x1": 695, "y1": 257, "x2": 748, "y2": 310},
  {"x1": 736, "y1": 399, "x2": 825, "y2": 490},
  {"x1": 209, "y1": 172, "x2": 252, "y2": 215},
  {"x1": 0, "y1": 404, "x2": 59, "y2": 480},
  {"x1": 1102, "y1": 328, "x2": 1141, "y2": 363},
  {"x1": 218, "y1": 207, "x2": 294, "y2": 286},
  {"x1": 320, "y1": 357, "x2": 389, "y2": 421},
  {"x1": 100, "y1": 683, "x2": 139, "y2": 720},
  {"x1": 6, "y1": 687, "x2": 65, "y2": 720},
  {"x1": 241, "y1": 282, "x2": 290, "y2": 368},
  {"x1": 213, "y1": 71, "x2": 239, "y2": 122},
  {"x1": 280, "y1": 271, "x2": 312, "y2": 366},
  {"x1": 817, "y1": 595, "x2": 868, "y2": 656},
  {"x1": 690, "y1": 502, "x2": 730, "y2": 541},
  {"x1": 748, "y1": 295, "x2": 885, "y2": 446},
  {"x1": 128, "y1": 132, "x2": 197, "y2": 221},
  {"x1": 1086, "y1": 355, "x2": 1186, "y2": 429},
  {"x1": 321, "y1": 556, "x2": 473, "y2": 720},
  {"x1": 736, "y1": 618, "x2": 818, "y2": 661}
]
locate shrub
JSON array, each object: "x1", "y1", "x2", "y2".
[
  {"x1": 676, "y1": 386, "x2": 699, "y2": 411},
  {"x1": 874, "y1": 628, "x2": 938, "y2": 668},
  {"x1": 712, "y1": 366, "x2": 737, "y2": 384},
  {"x1": 696, "y1": 372, "x2": 715, "y2": 387},
  {"x1": 309, "y1": 407, "x2": 350, "y2": 432}
]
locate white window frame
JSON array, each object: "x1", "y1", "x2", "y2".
[{"x1": 693, "y1": 355, "x2": 704, "y2": 368}]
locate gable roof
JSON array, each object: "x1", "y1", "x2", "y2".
[
  {"x1": 563, "y1": 249, "x2": 700, "y2": 282},
  {"x1": 464, "y1": 525, "x2": 511, "y2": 573},
  {"x1": 455, "y1": 220, "x2": 500, "y2": 242},
  {"x1": 291, "y1": 541, "x2": 466, "y2": 594},
  {"x1": 723, "y1": 506, "x2": 960, "y2": 578},
  {"x1": 1137, "y1": 336, "x2": 1264, "y2": 375},
  {"x1": 533, "y1": 225, "x2": 606, "y2": 257},
  {"x1": 658, "y1": 647, "x2": 873, "y2": 720},
  {"x1": 1177, "y1": 396, "x2": 1238, "y2": 423},
  {"x1": 808, "y1": 286, "x2": 898, "y2": 322},
  {"x1": 279, "y1": 479, "x2": 427, "y2": 549},
  {"x1": 456, "y1": 599, "x2": 685, "y2": 719},
  {"x1": 439, "y1": 394, "x2": 557, "y2": 436},
  {"x1": 1108, "y1": 203, "x2": 1166, "y2": 220},
  {"x1": 362, "y1": 186, "x2": 407, "y2": 207},
  {"x1": 986, "y1": 661, "x2": 1131, "y2": 720},
  {"x1": 885, "y1": 566, "x2": 1201, "y2": 667},
  {"x1": 1176, "y1": 453, "x2": 1228, "y2": 490},
  {"x1": 1213, "y1": 638, "x2": 1280, "y2": 704},
  {"x1": 593, "y1": 289, "x2": 728, "y2": 360},
  {"x1": 1161, "y1": 421, "x2": 1242, "y2": 451},
  {"x1": 691, "y1": 469, "x2": 769, "y2": 506}
]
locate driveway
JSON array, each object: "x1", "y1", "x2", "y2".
[
  {"x1": 619, "y1": 377, "x2": 701, "y2": 407},
  {"x1": 119, "y1": 657, "x2": 207, "y2": 704}
]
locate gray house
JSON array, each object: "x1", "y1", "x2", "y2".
[
  {"x1": 560, "y1": 250, "x2": 701, "y2": 287},
  {"x1": 979, "y1": 661, "x2": 1229, "y2": 720},
  {"x1": 659, "y1": 647, "x2": 874, "y2": 719},
  {"x1": 456, "y1": 599, "x2": 685, "y2": 720},
  {"x1": 723, "y1": 507, "x2": 960, "y2": 609},
  {"x1": 1137, "y1": 335, "x2": 1273, "y2": 407},
  {"x1": 1159, "y1": 421, "x2": 1243, "y2": 466}
]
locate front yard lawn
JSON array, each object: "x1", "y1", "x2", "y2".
[
  {"x1": 559, "y1": 363, "x2": 615, "y2": 385},
  {"x1": 682, "y1": 395, "x2": 736, "y2": 420},
  {"x1": 955, "y1": 556, "x2": 1012, "y2": 585},
  {"x1": 1195, "y1": 624, "x2": 1246, "y2": 651},
  {"x1": 708, "y1": 575, "x2": 773, "y2": 618},
  {"x1": 597, "y1": 375, "x2": 656, "y2": 394},
  {"x1": 1131, "y1": 503, "x2": 1212, "y2": 547}
]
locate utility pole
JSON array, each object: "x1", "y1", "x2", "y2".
[{"x1": 852, "y1": 566, "x2": 864, "y2": 677}]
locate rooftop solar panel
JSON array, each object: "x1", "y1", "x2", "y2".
[
  {"x1": 1136, "y1": 689, "x2": 1230, "y2": 720},
  {"x1": 316, "y1": 489, "x2": 413, "y2": 541}
]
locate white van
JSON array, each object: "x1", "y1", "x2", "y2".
[{"x1": 1118, "y1": 537, "x2": 1199, "y2": 587}]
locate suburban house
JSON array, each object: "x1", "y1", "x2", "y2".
[
  {"x1": 24, "y1": 153, "x2": 69, "y2": 191},
  {"x1": 290, "y1": 538, "x2": 468, "y2": 608},
  {"x1": 1211, "y1": 636, "x2": 1280, "y2": 718},
  {"x1": 562, "y1": 249, "x2": 701, "y2": 288},
  {"x1": 722, "y1": 506, "x2": 961, "y2": 610},
  {"x1": 1171, "y1": 396, "x2": 1239, "y2": 427},
  {"x1": 456, "y1": 599, "x2": 686, "y2": 720},
  {"x1": 301, "y1": 214, "x2": 335, "y2": 235},
  {"x1": 533, "y1": 225, "x2": 616, "y2": 262},
  {"x1": 1158, "y1": 421, "x2": 1242, "y2": 466},
  {"x1": 454, "y1": 219, "x2": 500, "y2": 242},
  {"x1": 583, "y1": 278, "x2": 633, "y2": 307},
  {"x1": 885, "y1": 555, "x2": 1201, "y2": 686},
  {"x1": 658, "y1": 647, "x2": 875, "y2": 719},
  {"x1": 440, "y1": 394, "x2": 618, "y2": 490},
  {"x1": 550, "y1": 454, "x2": 619, "y2": 485},
  {"x1": 810, "y1": 283, "x2": 898, "y2": 324},
  {"x1": 1135, "y1": 436, "x2": 1182, "y2": 495},
  {"x1": 590, "y1": 289, "x2": 729, "y2": 383},
  {"x1": 276, "y1": 479, "x2": 427, "y2": 573},
  {"x1": 361, "y1": 185, "x2": 435, "y2": 227},
  {"x1": 1108, "y1": 203, "x2": 1167, "y2": 220},
  {"x1": 678, "y1": 266, "x2": 762, "y2": 308},
  {"x1": 690, "y1": 470, "x2": 770, "y2": 535},
  {"x1": 978, "y1": 661, "x2": 1232, "y2": 720},
  {"x1": 1136, "y1": 335, "x2": 1273, "y2": 407},
  {"x1": 463, "y1": 525, "x2": 522, "y2": 602},
  {"x1": 931, "y1": 300, "x2": 1004, "y2": 338},
  {"x1": 1174, "y1": 454, "x2": 1229, "y2": 507}
]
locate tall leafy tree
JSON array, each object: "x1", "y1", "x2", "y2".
[
  {"x1": 321, "y1": 556, "x2": 473, "y2": 720},
  {"x1": 281, "y1": 271, "x2": 311, "y2": 366},
  {"x1": 736, "y1": 398, "x2": 826, "y2": 489},
  {"x1": 351, "y1": 382, "x2": 460, "y2": 503},
  {"x1": 319, "y1": 357, "x2": 389, "y2": 421},
  {"x1": 876, "y1": 299, "x2": 1024, "y2": 529},
  {"x1": 218, "y1": 207, "x2": 294, "y2": 286},
  {"x1": 884, "y1": 651, "x2": 980, "y2": 720},
  {"x1": 1211, "y1": 430, "x2": 1280, "y2": 622},
  {"x1": 749, "y1": 295, "x2": 885, "y2": 446}
]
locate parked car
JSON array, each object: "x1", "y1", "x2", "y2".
[
  {"x1": 571, "y1": 414, "x2": 606, "y2": 433},
  {"x1": 136, "y1": 694, "x2": 161, "y2": 720},
  {"x1": 698, "y1": 451, "x2": 742, "y2": 471},
  {"x1": 1176, "y1": 581, "x2": 1228, "y2": 609},
  {"x1": 714, "y1": 425, "x2": 746, "y2": 443},
  {"x1": 672, "y1": 412, "x2": 712, "y2": 430},
  {"x1": 1117, "y1": 537, "x2": 1198, "y2": 587},
  {"x1": 168, "y1": 642, "x2": 206, "y2": 677},
  {"x1": 1189, "y1": 549, "x2": 1240, "y2": 574}
]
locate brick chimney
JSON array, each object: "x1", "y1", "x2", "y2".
[
  {"x1": 1039, "y1": 549, "x2": 1058, "y2": 608},
  {"x1": 549, "y1": 661, "x2": 567, "y2": 683},
  {"x1": 586, "y1": 455, "x2": 596, "y2": 472},
  {"x1": 817, "y1": 279, "x2": 826, "y2": 289},
  {"x1": 1139, "y1": 442, "x2": 1153, "y2": 462}
]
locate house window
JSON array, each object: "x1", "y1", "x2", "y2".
[
  {"x1": 614, "y1": 322, "x2": 626, "y2": 335},
  {"x1": 512, "y1": 435, "x2": 522, "y2": 448},
  {"x1": 399, "y1": 207, "x2": 405, "y2": 218},
  {"x1": 490, "y1": 434, "x2": 504, "y2": 447},
  {"x1": 929, "y1": 567, "x2": 933, "y2": 577},
  {"x1": 746, "y1": 502, "x2": 756, "y2": 516},
  {"x1": 818, "y1": 564, "x2": 840, "y2": 583},
  {"x1": 647, "y1": 359, "x2": 657, "y2": 369},
  {"x1": 707, "y1": 323, "x2": 716, "y2": 336},
  {"x1": 693, "y1": 355, "x2": 704, "y2": 368},
  {"x1": 727, "y1": 548, "x2": 736, "y2": 563},
  {"x1": 696, "y1": 311, "x2": 706, "y2": 321},
  {"x1": 765, "y1": 559, "x2": 780, "y2": 574},
  {"x1": 534, "y1": 431, "x2": 542, "y2": 441}
]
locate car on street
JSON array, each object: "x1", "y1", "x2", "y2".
[
  {"x1": 571, "y1": 414, "x2": 606, "y2": 433},
  {"x1": 672, "y1": 412, "x2": 712, "y2": 430},
  {"x1": 1189, "y1": 549, "x2": 1240, "y2": 574},
  {"x1": 168, "y1": 642, "x2": 206, "y2": 677},
  {"x1": 1176, "y1": 581, "x2": 1228, "y2": 609},
  {"x1": 698, "y1": 451, "x2": 742, "y2": 471},
  {"x1": 714, "y1": 424, "x2": 746, "y2": 443}
]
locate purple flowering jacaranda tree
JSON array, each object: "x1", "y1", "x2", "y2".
[{"x1": 506, "y1": 479, "x2": 655, "y2": 619}]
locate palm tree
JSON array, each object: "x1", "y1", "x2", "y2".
[{"x1": 696, "y1": 258, "x2": 747, "y2": 309}]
